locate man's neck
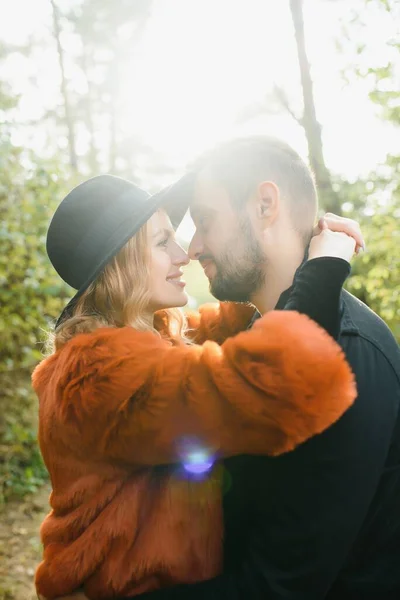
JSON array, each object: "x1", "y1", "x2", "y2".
[{"x1": 250, "y1": 248, "x2": 305, "y2": 315}]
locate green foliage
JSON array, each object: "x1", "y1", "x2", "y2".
[
  {"x1": 368, "y1": 58, "x2": 400, "y2": 123},
  {"x1": 366, "y1": 0, "x2": 398, "y2": 12},
  {"x1": 0, "y1": 141, "x2": 77, "y2": 501},
  {"x1": 0, "y1": 142, "x2": 76, "y2": 373},
  {"x1": 345, "y1": 210, "x2": 399, "y2": 341},
  {"x1": 338, "y1": 159, "x2": 400, "y2": 342},
  {"x1": 0, "y1": 373, "x2": 48, "y2": 506}
]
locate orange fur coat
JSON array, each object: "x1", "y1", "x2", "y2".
[{"x1": 32, "y1": 304, "x2": 356, "y2": 599}]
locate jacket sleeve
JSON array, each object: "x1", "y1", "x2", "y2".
[
  {"x1": 133, "y1": 337, "x2": 400, "y2": 600},
  {"x1": 283, "y1": 258, "x2": 350, "y2": 340},
  {"x1": 39, "y1": 310, "x2": 356, "y2": 466}
]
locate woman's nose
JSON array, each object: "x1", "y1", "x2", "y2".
[{"x1": 172, "y1": 244, "x2": 190, "y2": 266}]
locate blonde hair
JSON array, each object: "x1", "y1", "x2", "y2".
[{"x1": 47, "y1": 215, "x2": 188, "y2": 353}]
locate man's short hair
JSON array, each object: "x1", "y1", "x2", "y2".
[{"x1": 193, "y1": 136, "x2": 318, "y2": 245}]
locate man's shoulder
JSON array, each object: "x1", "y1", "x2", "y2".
[
  {"x1": 340, "y1": 289, "x2": 395, "y2": 341},
  {"x1": 340, "y1": 290, "x2": 400, "y2": 375}
]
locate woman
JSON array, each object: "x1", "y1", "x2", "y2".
[{"x1": 33, "y1": 174, "x2": 359, "y2": 600}]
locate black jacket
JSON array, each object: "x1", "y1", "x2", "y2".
[
  {"x1": 217, "y1": 290, "x2": 400, "y2": 600},
  {"x1": 136, "y1": 287, "x2": 400, "y2": 600}
]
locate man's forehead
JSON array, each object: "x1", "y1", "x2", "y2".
[
  {"x1": 194, "y1": 167, "x2": 218, "y2": 191},
  {"x1": 191, "y1": 169, "x2": 228, "y2": 213}
]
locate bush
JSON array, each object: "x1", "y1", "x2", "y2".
[
  {"x1": 0, "y1": 142, "x2": 76, "y2": 373},
  {"x1": 0, "y1": 142, "x2": 76, "y2": 501},
  {"x1": 345, "y1": 211, "x2": 400, "y2": 341},
  {"x1": 0, "y1": 372, "x2": 48, "y2": 505}
]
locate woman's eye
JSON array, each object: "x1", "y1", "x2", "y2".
[{"x1": 158, "y1": 238, "x2": 169, "y2": 248}]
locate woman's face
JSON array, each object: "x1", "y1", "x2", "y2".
[{"x1": 146, "y1": 210, "x2": 190, "y2": 312}]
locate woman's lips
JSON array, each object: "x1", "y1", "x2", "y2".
[{"x1": 167, "y1": 277, "x2": 186, "y2": 288}]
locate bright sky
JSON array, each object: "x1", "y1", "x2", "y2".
[
  {"x1": 126, "y1": 0, "x2": 399, "y2": 180},
  {"x1": 0, "y1": 0, "x2": 398, "y2": 240}
]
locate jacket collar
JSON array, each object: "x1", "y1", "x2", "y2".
[{"x1": 248, "y1": 259, "x2": 359, "y2": 337}]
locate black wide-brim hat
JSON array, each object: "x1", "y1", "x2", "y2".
[{"x1": 47, "y1": 173, "x2": 193, "y2": 328}]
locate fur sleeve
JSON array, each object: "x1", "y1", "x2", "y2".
[
  {"x1": 33, "y1": 311, "x2": 356, "y2": 466},
  {"x1": 185, "y1": 302, "x2": 256, "y2": 344}
]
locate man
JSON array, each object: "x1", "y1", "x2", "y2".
[
  {"x1": 141, "y1": 136, "x2": 400, "y2": 599},
  {"x1": 53, "y1": 137, "x2": 400, "y2": 599}
]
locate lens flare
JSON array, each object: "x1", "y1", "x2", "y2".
[{"x1": 182, "y1": 450, "x2": 214, "y2": 474}]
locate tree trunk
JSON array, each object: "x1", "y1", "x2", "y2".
[
  {"x1": 289, "y1": 0, "x2": 341, "y2": 214},
  {"x1": 81, "y1": 48, "x2": 98, "y2": 173},
  {"x1": 50, "y1": 0, "x2": 78, "y2": 171},
  {"x1": 108, "y1": 50, "x2": 119, "y2": 172},
  {"x1": 109, "y1": 105, "x2": 117, "y2": 172}
]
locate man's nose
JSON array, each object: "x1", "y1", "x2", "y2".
[{"x1": 188, "y1": 231, "x2": 204, "y2": 260}]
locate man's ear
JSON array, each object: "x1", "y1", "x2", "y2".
[{"x1": 255, "y1": 181, "x2": 280, "y2": 224}]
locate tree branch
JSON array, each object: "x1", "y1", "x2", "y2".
[{"x1": 273, "y1": 84, "x2": 303, "y2": 125}]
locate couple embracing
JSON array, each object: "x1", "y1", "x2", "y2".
[{"x1": 34, "y1": 136, "x2": 400, "y2": 600}]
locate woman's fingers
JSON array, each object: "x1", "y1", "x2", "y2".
[
  {"x1": 313, "y1": 213, "x2": 365, "y2": 253},
  {"x1": 308, "y1": 229, "x2": 357, "y2": 263}
]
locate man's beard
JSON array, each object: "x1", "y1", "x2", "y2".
[{"x1": 208, "y1": 215, "x2": 266, "y2": 303}]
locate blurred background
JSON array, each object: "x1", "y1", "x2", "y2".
[{"x1": 0, "y1": 0, "x2": 399, "y2": 597}]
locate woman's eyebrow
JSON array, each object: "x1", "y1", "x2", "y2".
[{"x1": 152, "y1": 228, "x2": 174, "y2": 239}]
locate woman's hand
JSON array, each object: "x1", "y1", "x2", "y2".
[
  {"x1": 315, "y1": 213, "x2": 365, "y2": 252},
  {"x1": 308, "y1": 213, "x2": 365, "y2": 263}
]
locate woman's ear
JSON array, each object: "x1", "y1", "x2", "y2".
[{"x1": 255, "y1": 181, "x2": 280, "y2": 224}]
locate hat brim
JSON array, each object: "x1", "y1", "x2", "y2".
[
  {"x1": 153, "y1": 172, "x2": 194, "y2": 229},
  {"x1": 55, "y1": 174, "x2": 194, "y2": 330}
]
